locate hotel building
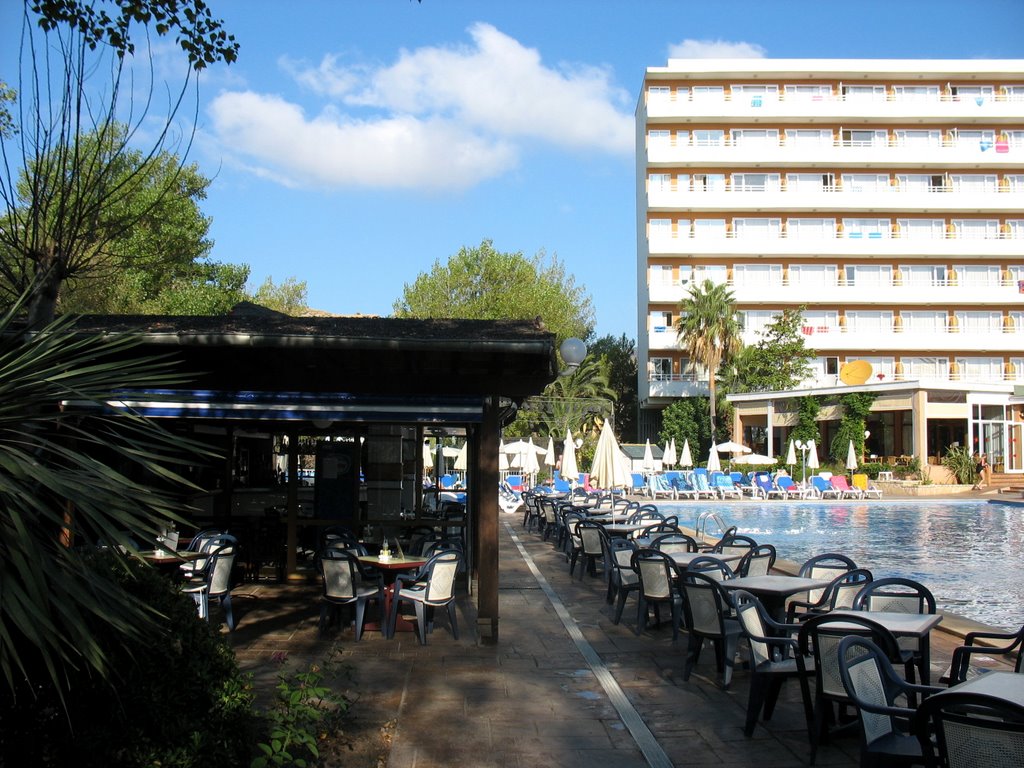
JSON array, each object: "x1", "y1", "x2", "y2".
[{"x1": 635, "y1": 59, "x2": 1024, "y2": 476}]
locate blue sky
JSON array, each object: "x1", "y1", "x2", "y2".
[{"x1": 4, "y1": 0, "x2": 1024, "y2": 338}]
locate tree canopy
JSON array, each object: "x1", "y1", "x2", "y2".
[
  {"x1": 393, "y1": 239, "x2": 595, "y2": 345},
  {"x1": 741, "y1": 307, "x2": 815, "y2": 392},
  {"x1": 589, "y1": 334, "x2": 638, "y2": 442}
]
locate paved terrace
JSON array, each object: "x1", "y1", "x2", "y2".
[{"x1": 227, "y1": 513, "x2": 1003, "y2": 768}]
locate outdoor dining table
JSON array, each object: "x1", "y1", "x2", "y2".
[
  {"x1": 599, "y1": 523, "x2": 650, "y2": 537},
  {"x1": 828, "y1": 609, "x2": 944, "y2": 684},
  {"x1": 931, "y1": 670, "x2": 1024, "y2": 706},
  {"x1": 719, "y1": 575, "x2": 834, "y2": 622},
  {"x1": 357, "y1": 554, "x2": 428, "y2": 633},
  {"x1": 631, "y1": 541, "x2": 743, "y2": 570},
  {"x1": 139, "y1": 549, "x2": 201, "y2": 578}
]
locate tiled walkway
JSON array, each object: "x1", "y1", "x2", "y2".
[{"x1": 227, "y1": 515, "x2": 980, "y2": 768}]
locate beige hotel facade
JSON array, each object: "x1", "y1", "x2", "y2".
[{"x1": 635, "y1": 59, "x2": 1024, "y2": 475}]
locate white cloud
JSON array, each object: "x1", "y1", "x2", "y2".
[
  {"x1": 668, "y1": 39, "x2": 767, "y2": 59},
  {"x1": 207, "y1": 91, "x2": 518, "y2": 190},
  {"x1": 207, "y1": 23, "x2": 632, "y2": 191}
]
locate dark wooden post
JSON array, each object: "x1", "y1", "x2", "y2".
[
  {"x1": 476, "y1": 396, "x2": 500, "y2": 642},
  {"x1": 285, "y1": 429, "x2": 299, "y2": 578}
]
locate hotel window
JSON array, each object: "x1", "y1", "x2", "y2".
[
  {"x1": 648, "y1": 264, "x2": 673, "y2": 287},
  {"x1": 901, "y1": 311, "x2": 948, "y2": 333},
  {"x1": 648, "y1": 173, "x2": 673, "y2": 192},
  {"x1": 843, "y1": 218, "x2": 891, "y2": 238},
  {"x1": 955, "y1": 357, "x2": 1004, "y2": 382},
  {"x1": 692, "y1": 129, "x2": 724, "y2": 146},
  {"x1": 955, "y1": 311, "x2": 1003, "y2": 334},
  {"x1": 647, "y1": 129, "x2": 671, "y2": 150},
  {"x1": 692, "y1": 265, "x2": 728, "y2": 284},
  {"x1": 841, "y1": 84, "x2": 886, "y2": 101},
  {"x1": 1010, "y1": 312, "x2": 1024, "y2": 333},
  {"x1": 690, "y1": 85, "x2": 725, "y2": 101},
  {"x1": 648, "y1": 218, "x2": 672, "y2": 240},
  {"x1": 950, "y1": 174, "x2": 998, "y2": 193},
  {"x1": 807, "y1": 357, "x2": 840, "y2": 384},
  {"x1": 784, "y1": 84, "x2": 832, "y2": 101},
  {"x1": 897, "y1": 219, "x2": 946, "y2": 240},
  {"x1": 892, "y1": 84, "x2": 940, "y2": 102},
  {"x1": 900, "y1": 264, "x2": 947, "y2": 285},
  {"x1": 691, "y1": 173, "x2": 725, "y2": 191},
  {"x1": 842, "y1": 173, "x2": 889, "y2": 193},
  {"x1": 733, "y1": 218, "x2": 782, "y2": 239},
  {"x1": 841, "y1": 128, "x2": 887, "y2": 147},
  {"x1": 1011, "y1": 358, "x2": 1024, "y2": 381},
  {"x1": 787, "y1": 173, "x2": 835, "y2": 192},
  {"x1": 1002, "y1": 86, "x2": 1024, "y2": 102},
  {"x1": 1008, "y1": 222, "x2": 1024, "y2": 239},
  {"x1": 649, "y1": 310, "x2": 673, "y2": 332},
  {"x1": 900, "y1": 357, "x2": 947, "y2": 379},
  {"x1": 693, "y1": 219, "x2": 727, "y2": 238},
  {"x1": 1007, "y1": 131, "x2": 1024, "y2": 148},
  {"x1": 952, "y1": 129, "x2": 996, "y2": 148},
  {"x1": 649, "y1": 357, "x2": 672, "y2": 379},
  {"x1": 790, "y1": 264, "x2": 838, "y2": 287},
  {"x1": 1005, "y1": 175, "x2": 1024, "y2": 192},
  {"x1": 647, "y1": 85, "x2": 671, "y2": 101},
  {"x1": 731, "y1": 84, "x2": 778, "y2": 105},
  {"x1": 732, "y1": 173, "x2": 780, "y2": 192},
  {"x1": 733, "y1": 264, "x2": 783, "y2": 286},
  {"x1": 846, "y1": 310, "x2": 894, "y2": 332},
  {"x1": 894, "y1": 129, "x2": 942, "y2": 147},
  {"x1": 952, "y1": 219, "x2": 999, "y2": 239},
  {"x1": 785, "y1": 128, "x2": 833, "y2": 146},
  {"x1": 896, "y1": 174, "x2": 945, "y2": 193},
  {"x1": 739, "y1": 310, "x2": 780, "y2": 335},
  {"x1": 950, "y1": 85, "x2": 994, "y2": 101},
  {"x1": 845, "y1": 264, "x2": 893, "y2": 287},
  {"x1": 801, "y1": 309, "x2": 840, "y2": 332},
  {"x1": 788, "y1": 219, "x2": 836, "y2": 240},
  {"x1": 861, "y1": 357, "x2": 895, "y2": 380},
  {"x1": 1009, "y1": 265, "x2": 1024, "y2": 283},
  {"x1": 954, "y1": 264, "x2": 1001, "y2": 286},
  {"x1": 731, "y1": 128, "x2": 779, "y2": 146}
]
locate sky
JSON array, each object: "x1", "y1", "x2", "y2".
[{"x1": 4, "y1": 0, "x2": 1024, "y2": 339}]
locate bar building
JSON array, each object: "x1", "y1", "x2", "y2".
[{"x1": 635, "y1": 59, "x2": 1024, "y2": 476}]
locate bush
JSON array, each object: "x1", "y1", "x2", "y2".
[
  {"x1": 942, "y1": 445, "x2": 977, "y2": 485},
  {"x1": 0, "y1": 550, "x2": 258, "y2": 767}
]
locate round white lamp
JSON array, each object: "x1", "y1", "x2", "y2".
[{"x1": 559, "y1": 337, "x2": 587, "y2": 369}]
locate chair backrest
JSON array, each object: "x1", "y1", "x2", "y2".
[
  {"x1": 681, "y1": 571, "x2": 730, "y2": 638},
  {"x1": 205, "y1": 538, "x2": 238, "y2": 598},
  {"x1": 838, "y1": 636, "x2": 912, "y2": 749},
  {"x1": 797, "y1": 614, "x2": 902, "y2": 702},
  {"x1": 577, "y1": 521, "x2": 604, "y2": 556},
  {"x1": 320, "y1": 548, "x2": 361, "y2": 600},
  {"x1": 799, "y1": 553, "x2": 858, "y2": 603},
  {"x1": 632, "y1": 549, "x2": 677, "y2": 600},
  {"x1": 830, "y1": 476, "x2": 854, "y2": 492},
  {"x1": 777, "y1": 476, "x2": 797, "y2": 491},
  {"x1": 851, "y1": 473, "x2": 870, "y2": 491},
  {"x1": 915, "y1": 691, "x2": 1024, "y2": 768},
  {"x1": 755, "y1": 474, "x2": 774, "y2": 494},
  {"x1": 825, "y1": 568, "x2": 874, "y2": 610},
  {"x1": 732, "y1": 589, "x2": 779, "y2": 669},
  {"x1": 853, "y1": 577, "x2": 936, "y2": 614},
  {"x1": 686, "y1": 555, "x2": 736, "y2": 581},
  {"x1": 607, "y1": 537, "x2": 638, "y2": 574},
  {"x1": 188, "y1": 529, "x2": 222, "y2": 552},
  {"x1": 630, "y1": 473, "x2": 645, "y2": 490},
  {"x1": 738, "y1": 543, "x2": 777, "y2": 577},
  {"x1": 712, "y1": 533, "x2": 758, "y2": 558},
  {"x1": 651, "y1": 532, "x2": 699, "y2": 555},
  {"x1": 694, "y1": 473, "x2": 712, "y2": 492},
  {"x1": 419, "y1": 550, "x2": 462, "y2": 604},
  {"x1": 810, "y1": 476, "x2": 832, "y2": 494}
]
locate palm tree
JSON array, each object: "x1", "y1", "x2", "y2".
[
  {"x1": 545, "y1": 355, "x2": 617, "y2": 438},
  {"x1": 675, "y1": 279, "x2": 742, "y2": 434}
]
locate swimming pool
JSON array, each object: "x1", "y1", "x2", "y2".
[{"x1": 661, "y1": 499, "x2": 1024, "y2": 631}]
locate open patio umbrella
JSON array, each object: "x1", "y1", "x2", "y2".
[
  {"x1": 706, "y1": 446, "x2": 722, "y2": 473},
  {"x1": 562, "y1": 428, "x2": 579, "y2": 483},
  {"x1": 422, "y1": 440, "x2": 434, "y2": 470},
  {"x1": 785, "y1": 440, "x2": 797, "y2": 467},
  {"x1": 590, "y1": 420, "x2": 631, "y2": 489},
  {"x1": 715, "y1": 440, "x2": 752, "y2": 455},
  {"x1": 679, "y1": 439, "x2": 693, "y2": 468},
  {"x1": 543, "y1": 436, "x2": 557, "y2": 468},
  {"x1": 642, "y1": 439, "x2": 655, "y2": 473},
  {"x1": 454, "y1": 442, "x2": 468, "y2": 471},
  {"x1": 662, "y1": 438, "x2": 677, "y2": 468},
  {"x1": 742, "y1": 453, "x2": 777, "y2": 466},
  {"x1": 498, "y1": 440, "x2": 509, "y2": 472},
  {"x1": 846, "y1": 440, "x2": 858, "y2": 472}
]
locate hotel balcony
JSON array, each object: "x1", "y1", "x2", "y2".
[
  {"x1": 647, "y1": 231, "x2": 1024, "y2": 258},
  {"x1": 647, "y1": 187, "x2": 1024, "y2": 214},
  {"x1": 647, "y1": 326, "x2": 1024, "y2": 353},
  {"x1": 647, "y1": 277, "x2": 1024, "y2": 306},
  {"x1": 646, "y1": 138, "x2": 1024, "y2": 170},
  {"x1": 644, "y1": 92, "x2": 1024, "y2": 124}
]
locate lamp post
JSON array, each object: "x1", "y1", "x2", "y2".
[
  {"x1": 863, "y1": 430, "x2": 871, "y2": 464},
  {"x1": 795, "y1": 440, "x2": 810, "y2": 484}
]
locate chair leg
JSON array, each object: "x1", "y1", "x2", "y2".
[
  {"x1": 222, "y1": 593, "x2": 235, "y2": 632},
  {"x1": 353, "y1": 598, "x2": 365, "y2": 641},
  {"x1": 745, "y1": 675, "x2": 767, "y2": 736},
  {"x1": 635, "y1": 596, "x2": 647, "y2": 635},
  {"x1": 387, "y1": 591, "x2": 402, "y2": 640},
  {"x1": 683, "y1": 634, "x2": 702, "y2": 681},
  {"x1": 413, "y1": 601, "x2": 428, "y2": 645},
  {"x1": 447, "y1": 602, "x2": 459, "y2": 640}
]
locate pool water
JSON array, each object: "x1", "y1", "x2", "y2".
[{"x1": 661, "y1": 499, "x2": 1024, "y2": 631}]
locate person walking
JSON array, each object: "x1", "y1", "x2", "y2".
[{"x1": 972, "y1": 452, "x2": 990, "y2": 490}]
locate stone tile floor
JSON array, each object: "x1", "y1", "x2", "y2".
[{"x1": 225, "y1": 516, "x2": 997, "y2": 768}]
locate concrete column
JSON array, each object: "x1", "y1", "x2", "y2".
[
  {"x1": 766, "y1": 399, "x2": 775, "y2": 457},
  {"x1": 911, "y1": 390, "x2": 929, "y2": 468}
]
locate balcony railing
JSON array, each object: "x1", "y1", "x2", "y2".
[{"x1": 647, "y1": 92, "x2": 1024, "y2": 107}]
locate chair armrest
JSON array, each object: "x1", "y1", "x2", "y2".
[{"x1": 964, "y1": 629, "x2": 1023, "y2": 649}]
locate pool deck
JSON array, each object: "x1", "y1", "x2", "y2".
[{"x1": 225, "y1": 500, "x2": 1016, "y2": 768}]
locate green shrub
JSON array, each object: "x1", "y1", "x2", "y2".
[
  {"x1": 942, "y1": 445, "x2": 977, "y2": 485},
  {"x1": 0, "y1": 550, "x2": 258, "y2": 767}
]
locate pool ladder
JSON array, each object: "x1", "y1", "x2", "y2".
[{"x1": 695, "y1": 511, "x2": 730, "y2": 545}]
